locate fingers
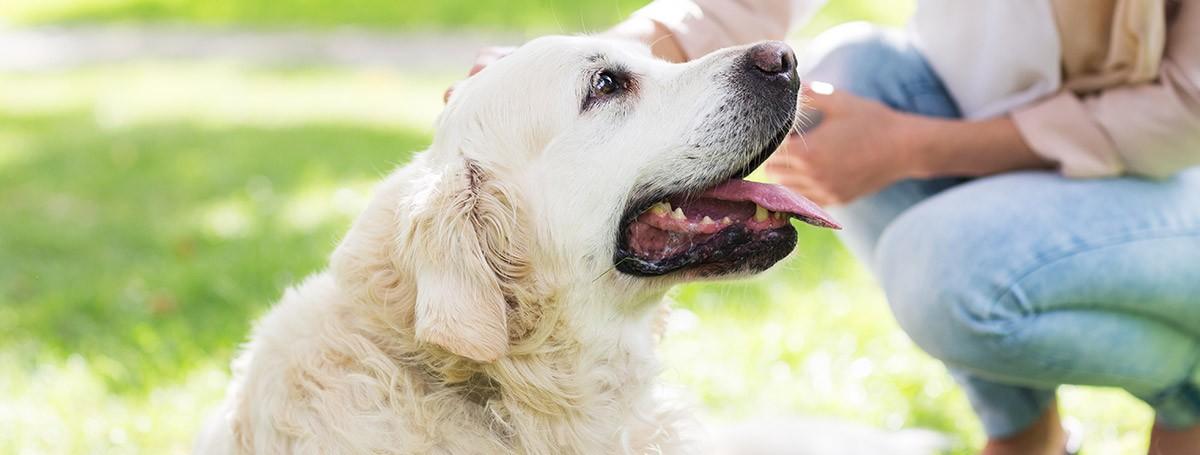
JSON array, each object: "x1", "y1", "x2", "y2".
[
  {"x1": 771, "y1": 173, "x2": 835, "y2": 206},
  {"x1": 766, "y1": 132, "x2": 808, "y2": 163},
  {"x1": 801, "y1": 83, "x2": 837, "y2": 112},
  {"x1": 469, "y1": 46, "x2": 517, "y2": 76},
  {"x1": 802, "y1": 80, "x2": 858, "y2": 119},
  {"x1": 445, "y1": 46, "x2": 517, "y2": 104},
  {"x1": 443, "y1": 82, "x2": 460, "y2": 104},
  {"x1": 765, "y1": 133, "x2": 836, "y2": 205},
  {"x1": 467, "y1": 62, "x2": 488, "y2": 77}
]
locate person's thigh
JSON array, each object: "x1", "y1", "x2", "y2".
[
  {"x1": 800, "y1": 23, "x2": 965, "y2": 264},
  {"x1": 877, "y1": 168, "x2": 1200, "y2": 425}
]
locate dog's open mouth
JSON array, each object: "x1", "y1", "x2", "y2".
[{"x1": 615, "y1": 178, "x2": 841, "y2": 277}]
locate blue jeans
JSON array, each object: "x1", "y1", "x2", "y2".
[{"x1": 804, "y1": 24, "x2": 1200, "y2": 438}]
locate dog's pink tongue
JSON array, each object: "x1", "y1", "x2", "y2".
[{"x1": 701, "y1": 179, "x2": 841, "y2": 229}]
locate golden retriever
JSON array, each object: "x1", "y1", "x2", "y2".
[{"x1": 192, "y1": 35, "x2": 948, "y2": 454}]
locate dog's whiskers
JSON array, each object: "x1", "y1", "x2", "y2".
[{"x1": 591, "y1": 259, "x2": 626, "y2": 283}]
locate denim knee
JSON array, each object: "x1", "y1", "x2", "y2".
[
  {"x1": 873, "y1": 197, "x2": 1071, "y2": 439},
  {"x1": 873, "y1": 170, "x2": 1200, "y2": 434},
  {"x1": 804, "y1": 22, "x2": 960, "y2": 117},
  {"x1": 873, "y1": 192, "x2": 1036, "y2": 377},
  {"x1": 880, "y1": 211, "x2": 1200, "y2": 431},
  {"x1": 875, "y1": 173, "x2": 1200, "y2": 417}
]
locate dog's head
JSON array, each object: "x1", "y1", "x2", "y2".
[{"x1": 335, "y1": 36, "x2": 838, "y2": 362}]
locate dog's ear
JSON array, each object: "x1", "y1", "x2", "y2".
[{"x1": 407, "y1": 159, "x2": 528, "y2": 362}]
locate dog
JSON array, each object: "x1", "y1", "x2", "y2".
[{"x1": 193, "y1": 35, "x2": 905, "y2": 454}]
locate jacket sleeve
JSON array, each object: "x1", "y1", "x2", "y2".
[
  {"x1": 632, "y1": 0, "x2": 826, "y2": 60},
  {"x1": 1011, "y1": 0, "x2": 1200, "y2": 178}
]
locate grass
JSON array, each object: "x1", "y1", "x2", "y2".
[
  {"x1": 0, "y1": 1, "x2": 1158, "y2": 453},
  {"x1": 0, "y1": 64, "x2": 443, "y2": 453},
  {"x1": 1, "y1": 0, "x2": 911, "y2": 33}
]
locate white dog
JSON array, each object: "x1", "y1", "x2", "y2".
[{"x1": 195, "y1": 36, "x2": 939, "y2": 454}]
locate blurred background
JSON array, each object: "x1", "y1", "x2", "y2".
[{"x1": 0, "y1": 1, "x2": 1154, "y2": 454}]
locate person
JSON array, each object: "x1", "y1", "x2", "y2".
[{"x1": 463, "y1": 1, "x2": 1200, "y2": 453}]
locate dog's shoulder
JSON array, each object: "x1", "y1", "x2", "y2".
[{"x1": 203, "y1": 273, "x2": 433, "y2": 453}]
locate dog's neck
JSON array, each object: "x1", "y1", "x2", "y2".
[
  {"x1": 353, "y1": 281, "x2": 672, "y2": 452},
  {"x1": 452, "y1": 282, "x2": 664, "y2": 396},
  {"x1": 473, "y1": 284, "x2": 672, "y2": 451}
]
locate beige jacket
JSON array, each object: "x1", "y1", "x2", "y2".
[{"x1": 636, "y1": 0, "x2": 1200, "y2": 178}]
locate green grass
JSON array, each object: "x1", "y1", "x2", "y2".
[
  {"x1": 1, "y1": 0, "x2": 911, "y2": 32},
  {"x1": 0, "y1": 64, "x2": 444, "y2": 453}
]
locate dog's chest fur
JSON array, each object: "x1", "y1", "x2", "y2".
[{"x1": 204, "y1": 273, "x2": 691, "y2": 455}]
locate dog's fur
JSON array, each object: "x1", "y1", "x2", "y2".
[{"x1": 195, "y1": 36, "x2": 938, "y2": 454}]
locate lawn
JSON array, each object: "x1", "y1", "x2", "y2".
[
  {"x1": 0, "y1": 1, "x2": 1157, "y2": 454},
  {"x1": 2, "y1": 0, "x2": 910, "y2": 35}
]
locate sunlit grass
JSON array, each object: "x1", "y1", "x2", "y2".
[
  {"x1": 0, "y1": 63, "x2": 430, "y2": 454},
  {"x1": 0, "y1": 64, "x2": 451, "y2": 132},
  {"x1": 0, "y1": 353, "x2": 228, "y2": 454},
  {"x1": 661, "y1": 261, "x2": 1155, "y2": 454},
  {"x1": 2, "y1": 0, "x2": 647, "y2": 30},
  {"x1": 0, "y1": 54, "x2": 1153, "y2": 455},
  {"x1": 1, "y1": 0, "x2": 911, "y2": 33}
]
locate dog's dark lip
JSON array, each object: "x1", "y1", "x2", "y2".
[{"x1": 614, "y1": 224, "x2": 797, "y2": 277}]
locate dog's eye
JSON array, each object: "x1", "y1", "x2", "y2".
[
  {"x1": 582, "y1": 69, "x2": 633, "y2": 112},
  {"x1": 592, "y1": 71, "x2": 619, "y2": 96}
]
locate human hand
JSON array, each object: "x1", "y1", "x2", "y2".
[
  {"x1": 765, "y1": 82, "x2": 919, "y2": 206},
  {"x1": 466, "y1": 46, "x2": 516, "y2": 77},
  {"x1": 444, "y1": 46, "x2": 516, "y2": 103}
]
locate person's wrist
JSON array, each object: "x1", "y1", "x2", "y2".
[{"x1": 891, "y1": 112, "x2": 940, "y2": 180}]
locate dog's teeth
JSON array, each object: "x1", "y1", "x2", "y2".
[
  {"x1": 700, "y1": 216, "x2": 715, "y2": 225},
  {"x1": 721, "y1": 217, "x2": 732, "y2": 225},
  {"x1": 774, "y1": 212, "x2": 784, "y2": 220},
  {"x1": 671, "y1": 207, "x2": 687, "y2": 220},
  {"x1": 754, "y1": 205, "x2": 769, "y2": 221},
  {"x1": 649, "y1": 202, "x2": 670, "y2": 216}
]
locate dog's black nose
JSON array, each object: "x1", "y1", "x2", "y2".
[{"x1": 748, "y1": 41, "x2": 796, "y2": 76}]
